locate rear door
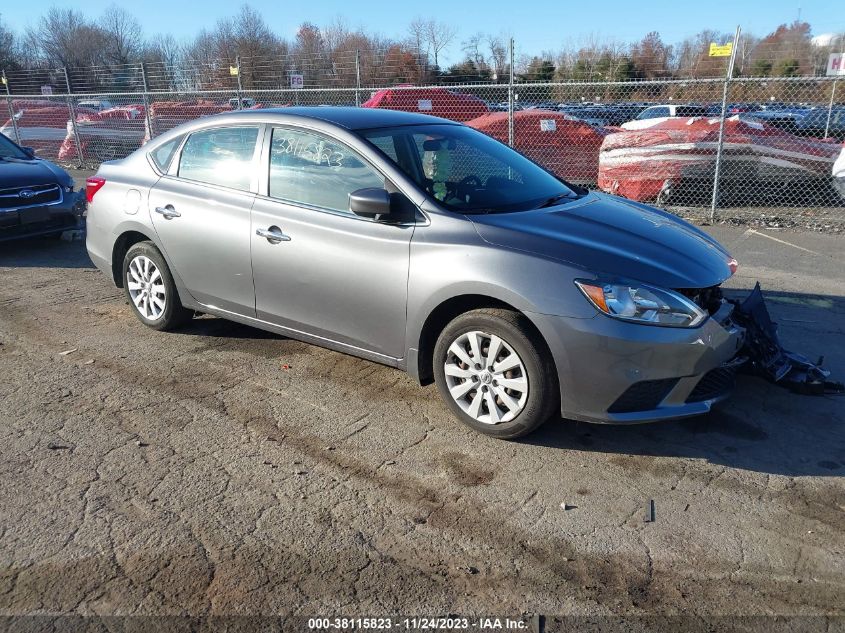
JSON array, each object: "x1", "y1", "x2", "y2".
[
  {"x1": 148, "y1": 124, "x2": 262, "y2": 315},
  {"x1": 250, "y1": 125, "x2": 414, "y2": 358}
]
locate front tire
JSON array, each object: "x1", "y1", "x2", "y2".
[
  {"x1": 122, "y1": 241, "x2": 193, "y2": 331},
  {"x1": 433, "y1": 308, "x2": 559, "y2": 439}
]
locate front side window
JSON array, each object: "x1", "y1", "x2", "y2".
[
  {"x1": 268, "y1": 127, "x2": 385, "y2": 213},
  {"x1": 361, "y1": 124, "x2": 577, "y2": 213},
  {"x1": 178, "y1": 126, "x2": 259, "y2": 191}
]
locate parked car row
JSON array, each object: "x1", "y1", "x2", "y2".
[{"x1": 2, "y1": 88, "x2": 843, "y2": 230}]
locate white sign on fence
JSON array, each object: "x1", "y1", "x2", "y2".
[
  {"x1": 290, "y1": 73, "x2": 304, "y2": 89},
  {"x1": 417, "y1": 99, "x2": 433, "y2": 111},
  {"x1": 40, "y1": 85, "x2": 53, "y2": 95},
  {"x1": 827, "y1": 53, "x2": 845, "y2": 76},
  {"x1": 540, "y1": 119, "x2": 557, "y2": 132}
]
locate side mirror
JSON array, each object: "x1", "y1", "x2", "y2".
[
  {"x1": 22, "y1": 146, "x2": 36, "y2": 157},
  {"x1": 349, "y1": 187, "x2": 392, "y2": 218}
]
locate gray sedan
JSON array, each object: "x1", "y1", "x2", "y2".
[{"x1": 85, "y1": 107, "x2": 743, "y2": 439}]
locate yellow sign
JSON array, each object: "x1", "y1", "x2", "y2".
[
  {"x1": 0, "y1": 76, "x2": 6, "y2": 85},
  {"x1": 229, "y1": 66, "x2": 239, "y2": 76},
  {"x1": 709, "y1": 42, "x2": 733, "y2": 57}
]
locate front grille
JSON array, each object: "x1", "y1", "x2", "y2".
[
  {"x1": 608, "y1": 378, "x2": 678, "y2": 413},
  {"x1": 686, "y1": 366, "x2": 737, "y2": 403},
  {"x1": 0, "y1": 184, "x2": 62, "y2": 210}
]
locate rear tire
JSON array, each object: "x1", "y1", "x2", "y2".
[
  {"x1": 122, "y1": 241, "x2": 193, "y2": 331},
  {"x1": 433, "y1": 308, "x2": 559, "y2": 439}
]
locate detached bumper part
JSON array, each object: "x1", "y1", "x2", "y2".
[{"x1": 731, "y1": 283, "x2": 844, "y2": 395}]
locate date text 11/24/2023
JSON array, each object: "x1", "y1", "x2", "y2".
[{"x1": 307, "y1": 616, "x2": 531, "y2": 630}]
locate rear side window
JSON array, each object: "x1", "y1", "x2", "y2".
[
  {"x1": 367, "y1": 134, "x2": 399, "y2": 162},
  {"x1": 149, "y1": 135, "x2": 183, "y2": 173},
  {"x1": 178, "y1": 126, "x2": 259, "y2": 191},
  {"x1": 268, "y1": 127, "x2": 385, "y2": 214}
]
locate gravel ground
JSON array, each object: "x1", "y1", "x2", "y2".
[{"x1": 0, "y1": 218, "x2": 843, "y2": 628}]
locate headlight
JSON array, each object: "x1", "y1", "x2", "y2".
[{"x1": 575, "y1": 279, "x2": 708, "y2": 328}]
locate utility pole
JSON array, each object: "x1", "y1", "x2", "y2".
[{"x1": 710, "y1": 26, "x2": 741, "y2": 221}]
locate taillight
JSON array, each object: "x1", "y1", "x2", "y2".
[{"x1": 85, "y1": 177, "x2": 106, "y2": 203}]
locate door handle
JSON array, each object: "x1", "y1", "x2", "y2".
[
  {"x1": 256, "y1": 226, "x2": 291, "y2": 243},
  {"x1": 154, "y1": 205, "x2": 181, "y2": 219}
]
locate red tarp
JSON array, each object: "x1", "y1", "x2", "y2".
[
  {"x1": 598, "y1": 116, "x2": 842, "y2": 201},
  {"x1": 59, "y1": 106, "x2": 146, "y2": 161},
  {"x1": 467, "y1": 110, "x2": 608, "y2": 183},
  {"x1": 361, "y1": 87, "x2": 488, "y2": 122},
  {"x1": 1, "y1": 106, "x2": 98, "y2": 159}
]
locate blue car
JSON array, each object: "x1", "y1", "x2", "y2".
[{"x1": 0, "y1": 133, "x2": 86, "y2": 242}]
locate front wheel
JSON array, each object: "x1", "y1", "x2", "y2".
[
  {"x1": 433, "y1": 309, "x2": 559, "y2": 439},
  {"x1": 122, "y1": 241, "x2": 193, "y2": 331}
]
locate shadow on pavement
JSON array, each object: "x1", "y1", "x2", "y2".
[
  {"x1": 0, "y1": 236, "x2": 94, "y2": 269},
  {"x1": 178, "y1": 316, "x2": 287, "y2": 341}
]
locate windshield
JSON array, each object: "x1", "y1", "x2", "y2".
[
  {"x1": 360, "y1": 123, "x2": 578, "y2": 213},
  {"x1": 0, "y1": 134, "x2": 30, "y2": 160}
]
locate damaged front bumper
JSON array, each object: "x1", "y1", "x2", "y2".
[
  {"x1": 535, "y1": 283, "x2": 842, "y2": 425},
  {"x1": 532, "y1": 299, "x2": 748, "y2": 424},
  {"x1": 730, "y1": 283, "x2": 843, "y2": 396}
]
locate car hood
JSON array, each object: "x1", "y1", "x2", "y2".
[
  {"x1": 0, "y1": 158, "x2": 72, "y2": 190},
  {"x1": 469, "y1": 192, "x2": 734, "y2": 288}
]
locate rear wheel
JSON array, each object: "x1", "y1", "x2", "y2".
[
  {"x1": 433, "y1": 308, "x2": 558, "y2": 439},
  {"x1": 122, "y1": 241, "x2": 193, "y2": 331}
]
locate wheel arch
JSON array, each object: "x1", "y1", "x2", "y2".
[
  {"x1": 111, "y1": 229, "x2": 155, "y2": 288},
  {"x1": 110, "y1": 227, "x2": 195, "y2": 311},
  {"x1": 412, "y1": 293, "x2": 557, "y2": 387}
]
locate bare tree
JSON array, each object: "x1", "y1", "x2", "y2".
[
  {"x1": 487, "y1": 33, "x2": 509, "y2": 80},
  {"x1": 142, "y1": 34, "x2": 184, "y2": 89},
  {"x1": 407, "y1": 18, "x2": 428, "y2": 57},
  {"x1": 425, "y1": 20, "x2": 456, "y2": 69},
  {"x1": 0, "y1": 13, "x2": 18, "y2": 71},
  {"x1": 25, "y1": 8, "x2": 108, "y2": 68},
  {"x1": 101, "y1": 5, "x2": 143, "y2": 65},
  {"x1": 461, "y1": 32, "x2": 487, "y2": 67}
]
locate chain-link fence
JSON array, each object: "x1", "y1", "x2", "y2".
[{"x1": 3, "y1": 43, "x2": 844, "y2": 229}]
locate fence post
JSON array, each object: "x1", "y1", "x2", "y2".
[
  {"x1": 63, "y1": 67, "x2": 84, "y2": 168},
  {"x1": 235, "y1": 55, "x2": 243, "y2": 109},
  {"x1": 824, "y1": 40, "x2": 843, "y2": 139},
  {"x1": 140, "y1": 63, "x2": 155, "y2": 143},
  {"x1": 824, "y1": 79, "x2": 838, "y2": 139},
  {"x1": 2, "y1": 70, "x2": 21, "y2": 145},
  {"x1": 508, "y1": 37, "x2": 515, "y2": 147},
  {"x1": 709, "y1": 25, "x2": 741, "y2": 223},
  {"x1": 355, "y1": 49, "x2": 361, "y2": 107}
]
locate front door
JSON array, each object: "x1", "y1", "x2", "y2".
[
  {"x1": 250, "y1": 126, "x2": 414, "y2": 359},
  {"x1": 148, "y1": 124, "x2": 261, "y2": 315}
]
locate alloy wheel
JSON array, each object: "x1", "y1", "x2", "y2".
[
  {"x1": 443, "y1": 330, "x2": 529, "y2": 424},
  {"x1": 127, "y1": 255, "x2": 167, "y2": 321}
]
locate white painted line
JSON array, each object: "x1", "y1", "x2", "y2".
[{"x1": 746, "y1": 229, "x2": 824, "y2": 257}]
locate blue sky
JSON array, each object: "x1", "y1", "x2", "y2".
[{"x1": 3, "y1": 0, "x2": 843, "y2": 64}]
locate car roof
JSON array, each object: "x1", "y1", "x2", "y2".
[{"x1": 227, "y1": 106, "x2": 461, "y2": 130}]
